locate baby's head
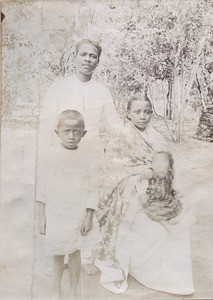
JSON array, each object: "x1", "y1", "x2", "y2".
[
  {"x1": 56, "y1": 110, "x2": 86, "y2": 149},
  {"x1": 127, "y1": 95, "x2": 153, "y2": 131},
  {"x1": 152, "y1": 152, "x2": 174, "y2": 179}
]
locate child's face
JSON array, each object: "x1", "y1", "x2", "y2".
[
  {"x1": 57, "y1": 119, "x2": 85, "y2": 149},
  {"x1": 152, "y1": 153, "x2": 170, "y2": 178},
  {"x1": 75, "y1": 43, "x2": 99, "y2": 76},
  {"x1": 127, "y1": 100, "x2": 152, "y2": 131}
]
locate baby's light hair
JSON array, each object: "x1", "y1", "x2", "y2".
[
  {"x1": 153, "y1": 151, "x2": 174, "y2": 180},
  {"x1": 127, "y1": 94, "x2": 152, "y2": 112},
  {"x1": 75, "y1": 39, "x2": 102, "y2": 59},
  {"x1": 57, "y1": 110, "x2": 85, "y2": 129}
]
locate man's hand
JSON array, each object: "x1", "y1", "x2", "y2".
[
  {"x1": 81, "y1": 209, "x2": 94, "y2": 236},
  {"x1": 37, "y1": 201, "x2": 46, "y2": 235}
]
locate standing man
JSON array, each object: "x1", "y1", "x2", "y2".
[
  {"x1": 37, "y1": 39, "x2": 121, "y2": 149},
  {"x1": 36, "y1": 39, "x2": 122, "y2": 275}
]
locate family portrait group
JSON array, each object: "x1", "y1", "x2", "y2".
[
  {"x1": 36, "y1": 38, "x2": 194, "y2": 299},
  {"x1": 1, "y1": 1, "x2": 213, "y2": 300}
]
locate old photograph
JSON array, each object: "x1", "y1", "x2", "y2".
[{"x1": 1, "y1": 0, "x2": 213, "y2": 299}]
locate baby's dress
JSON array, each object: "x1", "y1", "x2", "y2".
[
  {"x1": 40, "y1": 141, "x2": 102, "y2": 256},
  {"x1": 144, "y1": 176, "x2": 182, "y2": 221}
]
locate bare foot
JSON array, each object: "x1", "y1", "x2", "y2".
[{"x1": 81, "y1": 263, "x2": 99, "y2": 275}]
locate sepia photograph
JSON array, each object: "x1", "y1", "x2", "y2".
[{"x1": 0, "y1": 0, "x2": 213, "y2": 299}]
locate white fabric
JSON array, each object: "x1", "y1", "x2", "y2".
[
  {"x1": 41, "y1": 141, "x2": 102, "y2": 256},
  {"x1": 36, "y1": 74, "x2": 122, "y2": 203},
  {"x1": 128, "y1": 199, "x2": 194, "y2": 295},
  {"x1": 138, "y1": 124, "x2": 169, "y2": 152},
  {"x1": 38, "y1": 74, "x2": 121, "y2": 145}
]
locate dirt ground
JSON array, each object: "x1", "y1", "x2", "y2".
[{"x1": 1, "y1": 126, "x2": 213, "y2": 299}]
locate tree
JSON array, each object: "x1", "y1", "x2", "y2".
[{"x1": 2, "y1": 0, "x2": 212, "y2": 140}]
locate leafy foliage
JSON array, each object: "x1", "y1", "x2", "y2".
[{"x1": 2, "y1": 0, "x2": 212, "y2": 138}]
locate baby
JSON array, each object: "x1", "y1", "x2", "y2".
[{"x1": 143, "y1": 151, "x2": 182, "y2": 223}]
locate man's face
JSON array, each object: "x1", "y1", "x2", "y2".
[
  {"x1": 127, "y1": 100, "x2": 152, "y2": 131},
  {"x1": 57, "y1": 119, "x2": 85, "y2": 149},
  {"x1": 75, "y1": 43, "x2": 99, "y2": 76}
]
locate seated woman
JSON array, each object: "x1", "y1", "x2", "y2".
[{"x1": 95, "y1": 95, "x2": 194, "y2": 295}]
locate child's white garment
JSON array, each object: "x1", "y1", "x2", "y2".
[{"x1": 39, "y1": 141, "x2": 102, "y2": 255}]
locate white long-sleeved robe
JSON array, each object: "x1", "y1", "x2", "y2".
[
  {"x1": 38, "y1": 141, "x2": 102, "y2": 256},
  {"x1": 36, "y1": 74, "x2": 122, "y2": 203}
]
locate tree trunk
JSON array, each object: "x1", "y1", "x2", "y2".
[
  {"x1": 173, "y1": 104, "x2": 187, "y2": 143},
  {"x1": 166, "y1": 78, "x2": 173, "y2": 119},
  {"x1": 173, "y1": 33, "x2": 207, "y2": 142},
  {"x1": 175, "y1": 113, "x2": 181, "y2": 143}
]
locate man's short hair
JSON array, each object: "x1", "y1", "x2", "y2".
[
  {"x1": 75, "y1": 39, "x2": 102, "y2": 59},
  {"x1": 57, "y1": 110, "x2": 85, "y2": 129}
]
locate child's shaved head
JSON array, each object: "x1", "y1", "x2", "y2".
[
  {"x1": 57, "y1": 110, "x2": 85, "y2": 129},
  {"x1": 56, "y1": 110, "x2": 86, "y2": 149}
]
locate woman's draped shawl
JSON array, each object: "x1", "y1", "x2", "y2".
[
  {"x1": 96, "y1": 123, "x2": 168, "y2": 292},
  {"x1": 97, "y1": 123, "x2": 168, "y2": 225}
]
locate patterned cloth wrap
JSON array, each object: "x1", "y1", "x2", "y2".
[
  {"x1": 143, "y1": 176, "x2": 182, "y2": 222},
  {"x1": 97, "y1": 123, "x2": 153, "y2": 227},
  {"x1": 98, "y1": 174, "x2": 139, "y2": 287}
]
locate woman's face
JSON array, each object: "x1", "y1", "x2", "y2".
[{"x1": 127, "y1": 100, "x2": 152, "y2": 131}]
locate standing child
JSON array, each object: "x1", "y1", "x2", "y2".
[
  {"x1": 36, "y1": 39, "x2": 123, "y2": 275},
  {"x1": 37, "y1": 110, "x2": 101, "y2": 299}
]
